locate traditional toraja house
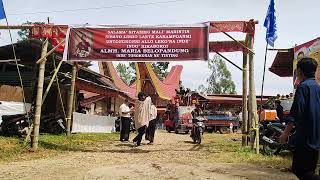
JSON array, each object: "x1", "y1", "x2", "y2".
[
  {"x1": 99, "y1": 61, "x2": 183, "y2": 111},
  {"x1": 270, "y1": 37, "x2": 320, "y2": 87},
  {"x1": 0, "y1": 39, "x2": 129, "y2": 116}
]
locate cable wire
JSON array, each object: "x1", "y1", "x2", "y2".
[{"x1": 8, "y1": 0, "x2": 186, "y2": 16}]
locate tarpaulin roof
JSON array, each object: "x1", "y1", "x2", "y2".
[{"x1": 269, "y1": 48, "x2": 294, "y2": 77}]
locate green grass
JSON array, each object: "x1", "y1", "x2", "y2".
[
  {"x1": 0, "y1": 132, "x2": 292, "y2": 169},
  {"x1": 202, "y1": 134, "x2": 292, "y2": 169},
  {"x1": 0, "y1": 133, "x2": 119, "y2": 162}
]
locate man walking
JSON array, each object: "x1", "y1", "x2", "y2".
[
  {"x1": 133, "y1": 92, "x2": 152, "y2": 146},
  {"x1": 280, "y1": 58, "x2": 320, "y2": 180},
  {"x1": 119, "y1": 99, "x2": 131, "y2": 142},
  {"x1": 146, "y1": 102, "x2": 157, "y2": 144}
]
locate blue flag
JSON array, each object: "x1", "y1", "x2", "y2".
[
  {"x1": 264, "y1": 0, "x2": 277, "y2": 47},
  {"x1": 0, "y1": 0, "x2": 6, "y2": 19}
]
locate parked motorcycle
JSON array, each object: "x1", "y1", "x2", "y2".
[
  {"x1": 191, "y1": 117, "x2": 206, "y2": 144},
  {"x1": 259, "y1": 122, "x2": 295, "y2": 155}
]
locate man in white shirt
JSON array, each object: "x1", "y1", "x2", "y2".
[
  {"x1": 146, "y1": 102, "x2": 157, "y2": 144},
  {"x1": 119, "y1": 99, "x2": 132, "y2": 142}
]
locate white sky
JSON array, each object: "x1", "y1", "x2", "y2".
[{"x1": 0, "y1": 0, "x2": 319, "y2": 95}]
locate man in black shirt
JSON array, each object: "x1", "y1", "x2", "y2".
[
  {"x1": 280, "y1": 58, "x2": 320, "y2": 180},
  {"x1": 275, "y1": 100, "x2": 284, "y2": 123}
]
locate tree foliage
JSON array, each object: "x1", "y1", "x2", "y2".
[
  {"x1": 198, "y1": 55, "x2": 236, "y2": 94},
  {"x1": 116, "y1": 63, "x2": 135, "y2": 85},
  {"x1": 116, "y1": 62, "x2": 170, "y2": 85},
  {"x1": 17, "y1": 21, "x2": 45, "y2": 41}
]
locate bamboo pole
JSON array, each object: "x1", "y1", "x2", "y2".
[
  {"x1": 242, "y1": 39, "x2": 248, "y2": 146},
  {"x1": 247, "y1": 33, "x2": 259, "y2": 154},
  {"x1": 66, "y1": 63, "x2": 77, "y2": 135},
  {"x1": 0, "y1": 25, "x2": 33, "y2": 29},
  {"x1": 31, "y1": 39, "x2": 49, "y2": 151}
]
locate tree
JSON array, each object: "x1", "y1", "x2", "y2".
[
  {"x1": 116, "y1": 62, "x2": 170, "y2": 85},
  {"x1": 151, "y1": 62, "x2": 169, "y2": 80},
  {"x1": 116, "y1": 63, "x2": 135, "y2": 85},
  {"x1": 198, "y1": 55, "x2": 236, "y2": 94}
]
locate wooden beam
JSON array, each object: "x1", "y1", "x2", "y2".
[{"x1": 0, "y1": 25, "x2": 33, "y2": 29}]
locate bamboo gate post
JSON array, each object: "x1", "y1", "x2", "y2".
[
  {"x1": 242, "y1": 44, "x2": 249, "y2": 146},
  {"x1": 66, "y1": 63, "x2": 77, "y2": 135},
  {"x1": 247, "y1": 33, "x2": 259, "y2": 154},
  {"x1": 31, "y1": 39, "x2": 49, "y2": 151}
]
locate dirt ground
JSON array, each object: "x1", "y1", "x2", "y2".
[{"x1": 0, "y1": 131, "x2": 297, "y2": 180}]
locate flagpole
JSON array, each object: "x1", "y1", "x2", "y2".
[
  {"x1": 260, "y1": 42, "x2": 268, "y2": 116},
  {"x1": 2, "y1": 4, "x2": 30, "y2": 143}
]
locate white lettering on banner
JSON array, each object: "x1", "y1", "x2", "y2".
[
  {"x1": 142, "y1": 49, "x2": 189, "y2": 54},
  {"x1": 106, "y1": 40, "x2": 141, "y2": 44},
  {"x1": 151, "y1": 30, "x2": 164, "y2": 34},
  {"x1": 107, "y1": 30, "x2": 127, "y2": 34},
  {"x1": 141, "y1": 44, "x2": 168, "y2": 48},
  {"x1": 128, "y1": 30, "x2": 151, "y2": 34},
  {"x1": 101, "y1": 28, "x2": 198, "y2": 59},
  {"x1": 154, "y1": 40, "x2": 176, "y2": 44},
  {"x1": 165, "y1": 29, "x2": 190, "y2": 34},
  {"x1": 100, "y1": 49, "x2": 118, "y2": 53},
  {"x1": 121, "y1": 49, "x2": 141, "y2": 53},
  {"x1": 128, "y1": 54, "x2": 153, "y2": 58},
  {"x1": 116, "y1": 54, "x2": 127, "y2": 57}
]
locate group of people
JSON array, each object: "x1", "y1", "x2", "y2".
[{"x1": 119, "y1": 92, "x2": 157, "y2": 146}]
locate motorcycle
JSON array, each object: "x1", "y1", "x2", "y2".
[
  {"x1": 191, "y1": 116, "x2": 206, "y2": 144},
  {"x1": 259, "y1": 121, "x2": 295, "y2": 155}
]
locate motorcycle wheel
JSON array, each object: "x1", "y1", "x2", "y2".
[
  {"x1": 166, "y1": 127, "x2": 171, "y2": 133},
  {"x1": 262, "y1": 143, "x2": 282, "y2": 155}
]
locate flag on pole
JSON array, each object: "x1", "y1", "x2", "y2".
[
  {"x1": 0, "y1": 0, "x2": 6, "y2": 19},
  {"x1": 264, "y1": 0, "x2": 277, "y2": 47}
]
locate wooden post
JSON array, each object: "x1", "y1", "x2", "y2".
[
  {"x1": 113, "y1": 97, "x2": 116, "y2": 114},
  {"x1": 66, "y1": 63, "x2": 77, "y2": 135},
  {"x1": 242, "y1": 45, "x2": 248, "y2": 146},
  {"x1": 31, "y1": 39, "x2": 48, "y2": 151},
  {"x1": 248, "y1": 33, "x2": 259, "y2": 154}
]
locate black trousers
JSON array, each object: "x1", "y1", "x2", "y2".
[
  {"x1": 133, "y1": 125, "x2": 146, "y2": 146},
  {"x1": 292, "y1": 145, "x2": 320, "y2": 180},
  {"x1": 146, "y1": 119, "x2": 156, "y2": 143},
  {"x1": 120, "y1": 117, "x2": 131, "y2": 141}
]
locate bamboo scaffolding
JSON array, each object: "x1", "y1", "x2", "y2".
[
  {"x1": 66, "y1": 63, "x2": 77, "y2": 135},
  {"x1": 247, "y1": 34, "x2": 259, "y2": 154},
  {"x1": 31, "y1": 39, "x2": 48, "y2": 151},
  {"x1": 242, "y1": 37, "x2": 249, "y2": 146}
]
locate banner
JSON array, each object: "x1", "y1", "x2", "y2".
[
  {"x1": 65, "y1": 25, "x2": 209, "y2": 61},
  {"x1": 72, "y1": 112, "x2": 116, "y2": 133},
  {"x1": 293, "y1": 37, "x2": 320, "y2": 87}
]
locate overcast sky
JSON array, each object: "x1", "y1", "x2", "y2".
[{"x1": 0, "y1": 0, "x2": 319, "y2": 95}]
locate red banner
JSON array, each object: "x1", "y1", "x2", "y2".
[
  {"x1": 65, "y1": 26, "x2": 208, "y2": 61},
  {"x1": 209, "y1": 20, "x2": 255, "y2": 34},
  {"x1": 30, "y1": 25, "x2": 68, "y2": 53}
]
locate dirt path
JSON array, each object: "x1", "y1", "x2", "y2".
[{"x1": 0, "y1": 131, "x2": 296, "y2": 180}]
